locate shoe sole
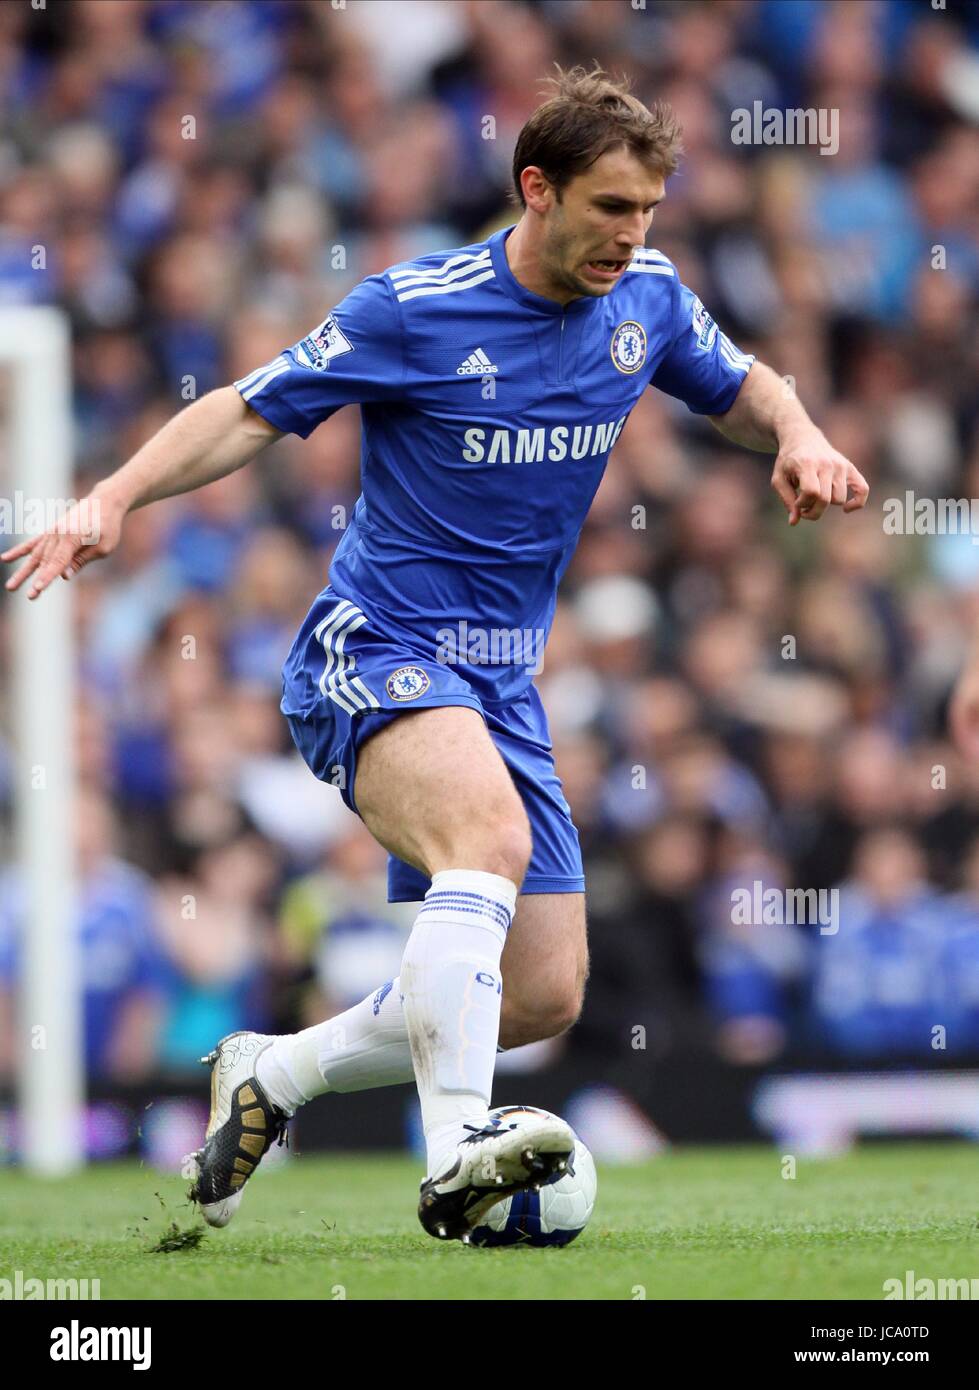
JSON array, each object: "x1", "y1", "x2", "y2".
[{"x1": 186, "y1": 1032, "x2": 273, "y2": 1228}]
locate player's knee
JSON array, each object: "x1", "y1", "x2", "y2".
[
  {"x1": 541, "y1": 976, "x2": 585, "y2": 1037},
  {"x1": 481, "y1": 811, "x2": 532, "y2": 884},
  {"x1": 501, "y1": 974, "x2": 583, "y2": 1046},
  {"x1": 428, "y1": 798, "x2": 532, "y2": 885}
]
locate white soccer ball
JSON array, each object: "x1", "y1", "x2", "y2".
[{"x1": 469, "y1": 1104, "x2": 597, "y2": 1248}]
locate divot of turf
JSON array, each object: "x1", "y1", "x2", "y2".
[{"x1": 148, "y1": 1221, "x2": 207, "y2": 1254}]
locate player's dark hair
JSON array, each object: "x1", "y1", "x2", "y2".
[{"x1": 511, "y1": 64, "x2": 683, "y2": 207}]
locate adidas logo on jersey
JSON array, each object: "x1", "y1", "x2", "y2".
[{"x1": 457, "y1": 348, "x2": 498, "y2": 375}]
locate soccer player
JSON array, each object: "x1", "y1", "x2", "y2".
[{"x1": 3, "y1": 69, "x2": 868, "y2": 1241}]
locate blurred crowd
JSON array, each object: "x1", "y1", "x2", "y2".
[{"x1": 1, "y1": 0, "x2": 979, "y2": 1087}]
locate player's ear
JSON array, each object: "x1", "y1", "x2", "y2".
[{"x1": 520, "y1": 166, "x2": 553, "y2": 215}]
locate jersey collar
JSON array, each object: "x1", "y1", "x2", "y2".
[{"x1": 489, "y1": 225, "x2": 600, "y2": 317}]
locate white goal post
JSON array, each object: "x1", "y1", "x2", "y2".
[{"x1": 0, "y1": 306, "x2": 82, "y2": 1174}]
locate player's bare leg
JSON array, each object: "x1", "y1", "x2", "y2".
[
  {"x1": 352, "y1": 706, "x2": 531, "y2": 878},
  {"x1": 499, "y1": 891, "x2": 588, "y2": 1048}
]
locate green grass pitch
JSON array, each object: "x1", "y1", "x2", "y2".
[{"x1": 0, "y1": 1143, "x2": 976, "y2": 1300}]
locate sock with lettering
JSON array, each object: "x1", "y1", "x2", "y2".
[{"x1": 398, "y1": 869, "x2": 516, "y2": 1176}]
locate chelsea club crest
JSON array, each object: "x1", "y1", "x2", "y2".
[
  {"x1": 386, "y1": 666, "x2": 431, "y2": 701},
  {"x1": 610, "y1": 321, "x2": 647, "y2": 374}
]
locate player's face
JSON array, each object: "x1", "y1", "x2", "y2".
[{"x1": 541, "y1": 148, "x2": 665, "y2": 300}]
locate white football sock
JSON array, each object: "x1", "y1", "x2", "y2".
[
  {"x1": 399, "y1": 869, "x2": 516, "y2": 1176},
  {"x1": 256, "y1": 978, "x2": 414, "y2": 1114}
]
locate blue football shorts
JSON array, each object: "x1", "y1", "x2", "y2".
[{"x1": 281, "y1": 589, "x2": 585, "y2": 903}]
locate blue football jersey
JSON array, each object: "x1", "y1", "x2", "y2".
[{"x1": 235, "y1": 226, "x2": 754, "y2": 704}]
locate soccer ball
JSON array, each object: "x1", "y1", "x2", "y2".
[{"x1": 469, "y1": 1105, "x2": 597, "y2": 1248}]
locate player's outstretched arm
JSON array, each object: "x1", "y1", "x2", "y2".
[
  {"x1": 708, "y1": 362, "x2": 869, "y2": 526},
  {"x1": 3, "y1": 386, "x2": 280, "y2": 600}
]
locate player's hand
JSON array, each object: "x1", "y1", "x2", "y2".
[
  {"x1": 2, "y1": 489, "x2": 125, "y2": 599},
  {"x1": 949, "y1": 658, "x2": 979, "y2": 761},
  {"x1": 770, "y1": 430, "x2": 869, "y2": 525}
]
